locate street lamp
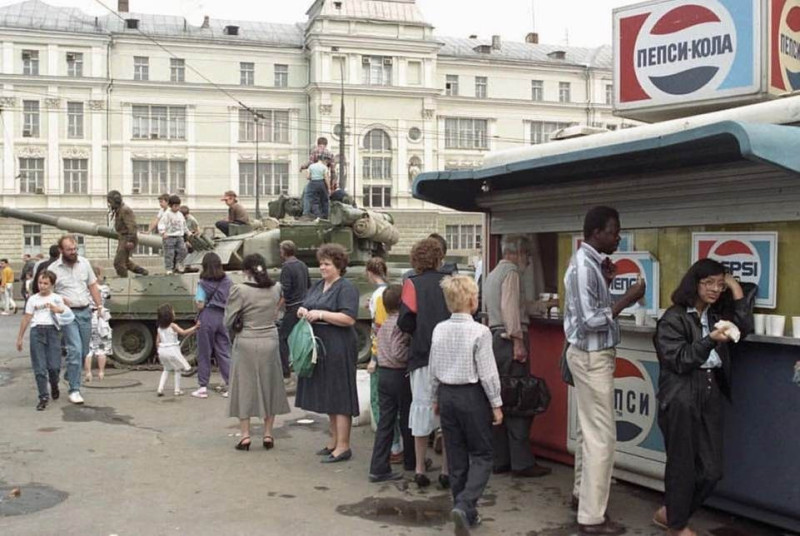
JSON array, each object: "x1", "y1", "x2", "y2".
[
  {"x1": 332, "y1": 46, "x2": 346, "y2": 191},
  {"x1": 248, "y1": 109, "x2": 266, "y2": 220}
]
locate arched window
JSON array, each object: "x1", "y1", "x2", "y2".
[{"x1": 362, "y1": 128, "x2": 392, "y2": 208}]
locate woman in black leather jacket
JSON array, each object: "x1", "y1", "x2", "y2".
[{"x1": 653, "y1": 259, "x2": 753, "y2": 536}]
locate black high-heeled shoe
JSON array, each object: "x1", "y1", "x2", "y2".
[
  {"x1": 235, "y1": 436, "x2": 251, "y2": 451},
  {"x1": 263, "y1": 436, "x2": 274, "y2": 450}
]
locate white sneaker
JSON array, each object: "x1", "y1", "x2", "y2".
[
  {"x1": 174, "y1": 390, "x2": 184, "y2": 396},
  {"x1": 191, "y1": 388, "x2": 208, "y2": 399},
  {"x1": 68, "y1": 391, "x2": 84, "y2": 404}
]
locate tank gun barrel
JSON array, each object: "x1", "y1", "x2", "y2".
[{"x1": 0, "y1": 206, "x2": 163, "y2": 251}]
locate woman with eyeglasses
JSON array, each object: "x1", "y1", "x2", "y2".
[{"x1": 652, "y1": 259, "x2": 753, "y2": 536}]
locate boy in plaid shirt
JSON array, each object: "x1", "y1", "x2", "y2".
[{"x1": 429, "y1": 275, "x2": 503, "y2": 535}]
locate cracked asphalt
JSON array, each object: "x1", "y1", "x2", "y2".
[{"x1": 0, "y1": 315, "x2": 787, "y2": 536}]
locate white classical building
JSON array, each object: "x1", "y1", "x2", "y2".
[{"x1": 0, "y1": 0, "x2": 623, "y2": 260}]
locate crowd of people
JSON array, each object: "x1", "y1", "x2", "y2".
[{"x1": 8, "y1": 200, "x2": 774, "y2": 536}]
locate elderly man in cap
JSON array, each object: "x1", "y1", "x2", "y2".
[
  {"x1": 107, "y1": 190, "x2": 148, "y2": 277},
  {"x1": 215, "y1": 190, "x2": 250, "y2": 236}
]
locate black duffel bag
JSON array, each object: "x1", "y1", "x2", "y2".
[{"x1": 500, "y1": 361, "x2": 551, "y2": 418}]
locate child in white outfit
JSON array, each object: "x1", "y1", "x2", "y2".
[{"x1": 156, "y1": 303, "x2": 199, "y2": 396}]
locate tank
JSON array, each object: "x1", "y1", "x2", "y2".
[{"x1": 0, "y1": 198, "x2": 407, "y2": 366}]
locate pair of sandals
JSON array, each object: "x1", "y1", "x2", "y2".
[{"x1": 235, "y1": 435, "x2": 275, "y2": 451}]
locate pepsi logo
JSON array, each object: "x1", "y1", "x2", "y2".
[
  {"x1": 635, "y1": 1, "x2": 736, "y2": 97},
  {"x1": 779, "y1": 0, "x2": 800, "y2": 90},
  {"x1": 614, "y1": 357, "x2": 655, "y2": 444},
  {"x1": 609, "y1": 258, "x2": 644, "y2": 297},
  {"x1": 707, "y1": 240, "x2": 760, "y2": 283}
]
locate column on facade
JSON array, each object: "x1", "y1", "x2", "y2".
[
  {"x1": 47, "y1": 44, "x2": 58, "y2": 77},
  {"x1": 1, "y1": 92, "x2": 14, "y2": 194},
  {"x1": 396, "y1": 119, "x2": 408, "y2": 199},
  {"x1": 289, "y1": 107, "x2": 302, "y2": 196},
  {"x1": 120, "y1": 103, "x2": 132, "y2": 195},
  {"x1": 1, "y1": 42, "x2": 13, "y2": 75},
  {"x1": 186, "y1": 105, "x2": 196, "y2": 205},
  {"x1": 46, "y1": 89, "x2": 60, "y2": 196},
  {"x1": 91, "y1": 46, "x2": 103, "y2": 79},
  {"x1": 89, "y1": 94, "x2": 105, "y2": 196},
  {"x1": 228, "y1": 106, "x2": 239, "y2": 198}
]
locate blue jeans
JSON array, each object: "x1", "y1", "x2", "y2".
[
  {"x1": 63, "y1": 307, "x2": 93, "y2": 393},
  {"x1": 30, "y1": 325, "x2": 61, "y2": 400},
  {"x1": 305, "y1": 180, "x2": 329, "y2": 219}
]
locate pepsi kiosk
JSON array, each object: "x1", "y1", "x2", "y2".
[{"x1": 412, "y1": 95, "x2": 800, "y2": 532}]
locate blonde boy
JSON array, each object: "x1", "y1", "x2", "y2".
[{"x1": 429, "y1": 275, "x2": 503, "y2": 535}]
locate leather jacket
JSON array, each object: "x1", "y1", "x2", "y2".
[{"x1": 654, "y1": 295, "x2": 754, "y2": 405}]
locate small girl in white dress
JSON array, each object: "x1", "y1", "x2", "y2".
[{"x1": 156, "y1": 303, "x2": 199, "y2": 396}]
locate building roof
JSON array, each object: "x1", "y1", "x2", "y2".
[
  {"x1": 412, "y1": 119, "x2": 800, "y2": 212},
  {"x1": 306, "y1": 0, "x2": 429, "y2": 26},
  {"x1": 437, "y1": 36, "x2": 612, "y2": 69},
  {"x1": 0, "y1": 0, "x2": 609, "y2": 65}
]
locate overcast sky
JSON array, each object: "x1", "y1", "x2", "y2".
[{"x1": 2, "y1": 0, "x2": 644, "y2": 48}]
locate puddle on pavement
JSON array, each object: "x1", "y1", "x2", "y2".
[
  {"x1": 37, "y1": 427, "x2": 60, "y2": 433},
  {"x1": 0, "y1": 484, "x2": 68, "y2": 516},
  {"x1": 336, "y1": 494, "x2": 453, "y2": 527},
  {"x1": 61, "y1": 405, "x2": 160, "y2": 432},
  {"x1": 0, "y1": 368, "x2": 13, "y2": 386},
  {"x1": 314, "y1": 486, "x2": 330, "y2": 491}
]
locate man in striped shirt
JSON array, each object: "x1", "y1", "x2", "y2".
[{"x1": 563, "y1": 206, "x2": 645, "y2": 536}]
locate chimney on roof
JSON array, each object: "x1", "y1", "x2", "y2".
[
  {"x1": 468, "y1": 34, "x2": 477, "y2": 39},
  {"x1": 525, "y1": 32, "x2": 539, "y2": 44},
  {"x1": 491, "y1": 35, "x2": 501, "y2": 50},
  {"x1": 118, "y1": 0, "x2": 129, "y2": 13},
  {"x1": 201, "y1": 15, "x2": 210, "y2": 29}
]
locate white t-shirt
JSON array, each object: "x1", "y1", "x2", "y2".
[
  {"x1": 25, "y1": 292, "x2": 65, "y2": 327},
  {"x1": 158, "y1": 210, "x2": 187, "y2": 237},
  {"x1": 158, "y1": 326, "x2": 179, "y2": 348}
]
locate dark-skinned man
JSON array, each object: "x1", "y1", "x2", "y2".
[{"x1": 107, "y1": 190, "x2": 148, "y2": 277}]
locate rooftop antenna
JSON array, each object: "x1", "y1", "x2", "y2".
[
  {"x1": 564, "y1": 28, "x2": 570, "y2": 46},
  {"x1": 531, "y1": 0, "x2": 536, "y2": 32}
]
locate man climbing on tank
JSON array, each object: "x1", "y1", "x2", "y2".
[{"x1": 107, "y1": 190, "x2": 149, "y2": 277}]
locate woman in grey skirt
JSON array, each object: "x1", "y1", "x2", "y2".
[{"x1": 226, "y1": 253, "x2": 290, "y2": 451}]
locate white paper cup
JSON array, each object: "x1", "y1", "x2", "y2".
[
  {"x1": 634, "y1": 308, "x2": 647, "y2": 327},
  {"x1": 753, "y1": 314, "x2": 766, "y2": 335},
  {"x1": 768, "y1": 315, "x2": 786, "y2": 337},
  {"x1": 792, "y1": 317, "x2": 800, "y2": 339}
]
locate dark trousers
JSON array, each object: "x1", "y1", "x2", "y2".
[
  {"x1": 113, "y1": 241, "x2": 144, "y2": 277},
  {"x1": 279, "y1": 305, "x2": 300, "y2": 378},
  {"x1": 369, "y1": 367, "x2": 415, "y2": 475},
  {"x1": 30, "y1": 325, "x2": 61, "y2": 400},
  {"x1": 658, "y1": 369, "x2": 724, "y2": 530},
  {"x1": 196, "y1": 308, "x2": 231, "y2": 387},
  {"x1": 306, "y1": 180, "x2": 329, "y2": 219},
  {"x1": 439, "y1": 383, "x2": 494, "y2": 524},
  {"x1": 215, "y1": 220, "x2": 246, "y2": 237},
  {"x1": 492, "y1": 331, "x2": 537, "y2": 471}
]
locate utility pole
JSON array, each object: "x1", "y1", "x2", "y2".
[
  {"x1": 332, "y1": 48, "x2": 346, "y2": 191},
  {"x1": 249, "y1": 110, "x2": 265, "y2": 220}
]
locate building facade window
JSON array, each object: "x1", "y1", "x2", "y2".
[
  {"x1": 274, "y1": 64, "x2": 288, "y2": 87},
  {"x1": 531, "y1": 80, "x2": 543, "y2": 101},
  {"x1": 530, "y1": 121, "x2": 575, "y2": 144},
  {"x1": 64, "y1": 158, "x2": 88, "y2": 194},
  {"x1": 240, "y1": 62, "x2": 254, "y2": 86},
  {"x1": 171, "y1": 58, "x2": 185, "y2": 82},
  {"x1": 132, "y1": 105, "x2": 186, "y2": 140},
  {"x1": 605, "y1": 83, "x2": 613, "y2": 105},
  {"x1": 19, "y1": 158, "x2": 44, "y2": 193},
  {"x1": 445, "y1": 74, "x2": 459, "y2": 96},
  {"x1": 238, "y1": 162, "x2": 290, "y2": 197},
  {"x1": 362, "y1": 56, "x2": 392, "y2": 86},
  {"x1": 23, "y1": 225, "x2": 42, "y2": 255},
  {"x1": 22, "y1": 100, "x2": 40, "y2": 137},
  {"x1": 134, "y1": 56, "x2": 149, "y2": 81},
  {"x1": 67, "y1": 102, "x2": 84, "y2": 139},
  {"x1": 66, "y1": 52, "x2": 83, "y2": 77},
  {"x1": 238, "y1": 109, "x2": 289, "y2": 143},
  {"x1": 22, "y1": 50, "x2": 39, "y2": 75},
  {"x1": 132, "y1": 160, "x2": 186, "y2": 195},
  {"x1": 362, "y1": 186, "x2": 391, "y2": 208},
  {"x1": 559, "y1": 81, "x2": 571, "y2": 103},
  {"x1": 444, "y1": 118, "x2": 488, "y2": 150},
  {"x1": 475, "y1": 76, "x2": 487, "y2": 99},
  {"x1": 445, "y1": 224, "x2": 482, "y2": 250}
]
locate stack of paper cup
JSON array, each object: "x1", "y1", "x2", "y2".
[
  {"x1": 767, "y1": 315, "x2": 786, "y2": 337},
  {"x1": 792, "y1": 316, "x2": 800, "y2": 339},
  {"x1": 634, "y1": 308, "x2": 648, "y2": 327},
  {"x1": 753, "y1": 314, "x2": 766, "y2": 335}
]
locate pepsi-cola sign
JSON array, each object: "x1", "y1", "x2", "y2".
[
  {"x1": 692, "y1": 232, "x2": 778, "y2": 308},
  {"x1": 609, "y1": 252, "x2": 661, "y2": 316},
  {"x1": 770, "y1": 0, "x2": 800, "y2": 92},
  {"x1": 614, "y1": 357, "x2": 657, "y2": 446},
  {"x1": 615, "y1": 0, "x2": 761, "y2": 110}
]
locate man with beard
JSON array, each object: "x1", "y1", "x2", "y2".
[
  {"x1": 49, "y1": 235, "x2": 104, "y2": 404},
  {"x1": 107, "y1": 190, "x2": 149, "y2": 277}
]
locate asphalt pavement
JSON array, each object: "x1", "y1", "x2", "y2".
[{"x1": 0, "y1": 315, "x2": 788, "y2": 536}]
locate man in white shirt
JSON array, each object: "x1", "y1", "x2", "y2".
[{"x1": 49, "y1": 235, "x2": 103, "y2": 404}]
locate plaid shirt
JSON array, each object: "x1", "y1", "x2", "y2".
[
  {"x1": 301, "y1": 146, "x2": 337, "y2": 188},
  {"x1": 428, "y1": 313, "x2": 502, "y2": 408}
]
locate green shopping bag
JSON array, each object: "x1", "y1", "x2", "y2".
[{"x1": 288, "y1": 318, "x2": 323, "y2": 378}]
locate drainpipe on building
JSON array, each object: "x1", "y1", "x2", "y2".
[{"x1": 105, "y1": 37, "x2": 114, "y2": 259}]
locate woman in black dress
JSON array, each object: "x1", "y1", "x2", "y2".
[{"x1": 295, "y1": 244, "x2": 360, "y2": 463}]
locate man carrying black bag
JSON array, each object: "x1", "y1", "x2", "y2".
[{"x1": 485, "y1": 235, "x2": 552, "y2": 478}]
